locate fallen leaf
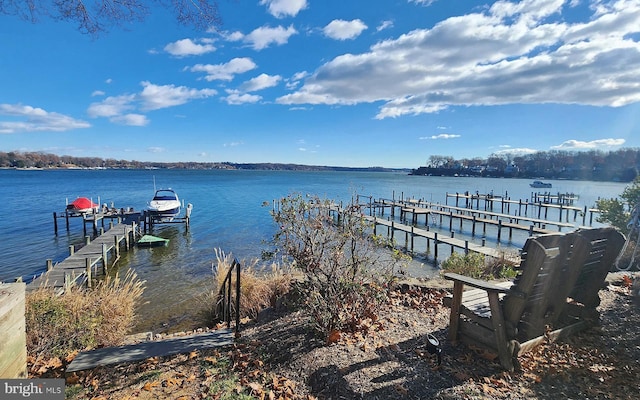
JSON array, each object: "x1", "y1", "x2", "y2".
[
  {"x1": 142, "y1": 381, "x2": 161, "y2": 391},
  {"x1": 327, "y1": 330, "x2": 341, "y2": 344}
]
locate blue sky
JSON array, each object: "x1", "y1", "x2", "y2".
[{"x1": 1, "y1": 0, "x2": 639, "y2": 168}]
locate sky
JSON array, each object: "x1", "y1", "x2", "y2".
[{"x1": 1, "y1": 0, "x2": 640, "y2": 168}]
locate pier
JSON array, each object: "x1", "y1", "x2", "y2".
[
  {"x1": 29, "y1": 222, "x2": 138, "y2": 292},
  {"x1": 366, "y1": 216, "x2": 520, "y2": 262},
  {"x1": 352, "y1": 191, "x2": 601, "y2": 264}
]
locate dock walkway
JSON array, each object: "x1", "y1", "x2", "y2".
[
  {"x1": 365, "y1": 216, "x2": 520, "y2": 262},
  {"x1": 29, "y1": 223, "x2": 137, "y2": 291},
  {"x1": 66, "y1": 329, "x2": 234, "y2": 372}
]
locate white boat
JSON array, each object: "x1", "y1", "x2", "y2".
[
  {"x1": 530, "y1": 180, "x2": 552, "y2": 188},
  {"x1": 148, "y1": 189, "x2": 181, "y2": 221}
]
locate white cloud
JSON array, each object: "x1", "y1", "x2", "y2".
[
  {"x1": 223, "y1": 90, "x2": 262, "y2": 105},
  {"x1": 377, "y1": 20, "x2": 394, "y2": 32},
  {"x1": 260, "y1": 0, "x2": 308, "y2": 18},
  {"x1": 224, "y1": 141, "x2": 244, "y2": 147},
  {"x1": 110, "y1": 114, "x2": 149, "y2": 126},
  {"x1": 278, "y1": 0, "x2": 640, "y2": 119},
  {"x1": 87, "y1": 82, "x2": 216, "y2": 125},
  {"x1": 139, "y1": 82, "x2": 217, "y2": 111},
  {"x1": 189, "y1": 57, "x2": 257, "y2": 81},
  {"x1": 91, "y1": 90, "x2": 105, "y2": 97},
  {"x1": 493, "y1": 147, "x2": 538, "y2": 155},
  {"x1": 419, "y1": 134, "x2": 461, "y2": 139},
  {"x1": 550, "y1": 138, "x2": 626, "y2": 150},
  {"x1": 0, "y1": 103, "x2": 90, "y2": 133},
  {"x1": 239, "y1": 25, "x2": 298, "y2": 50},
  {"x1": 164, "y1": 38, "x2": 216, "y2": 57},
  {"x1": 240, "y1": 73, "x2": 282, "y2": 92},
  {"x1": 87, "y1": 94, "x2": 136, "y2": 118},
  {"x1": 409, "y1": 0, "x2": 438, "y2": 6},
  {"x1": 148, "y1": 147, "x2": 165, "y2": 153},
  {"x1": 323, "y1": 19, "x2": 368, "y2": 40}
]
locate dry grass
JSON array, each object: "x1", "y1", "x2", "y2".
[
  {"x1": 25, "y1": 270, "x2": 145, "y2": 365},
  {"x1": 202, "y1": 249, "x2": 297, "y2": 323}
]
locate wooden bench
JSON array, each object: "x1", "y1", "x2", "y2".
[{"x1": 444, "y1": 227, "x2": 625, "y2": 371}]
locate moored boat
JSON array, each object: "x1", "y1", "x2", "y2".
[
  {"x1": 530, "y1": 180, "x2": 552, "y2": 188},
  {"x1": 66, "y1": 197, "x2": 99, "y2": 215},
  {"x1": 137, "y1": 234, "x2": 170, "y2": 247},
  {"x1": 148, "y1": 189, "x2": 181, "y2": 221}
]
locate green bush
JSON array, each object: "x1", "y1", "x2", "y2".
[{"x1": 441, "y1": 251, "x2": 517, "y2": 280}]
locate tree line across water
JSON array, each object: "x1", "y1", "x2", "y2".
[
  {"x1": 411, "y1": 148, "x2": 640, "y2": 182},
  {"x1": 1, "y1": 148, "x2": 639, "y2": 182}
]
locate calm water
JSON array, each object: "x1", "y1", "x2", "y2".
[{"x1": 0, "y1": 169, "x2": 628, "y2": 332}]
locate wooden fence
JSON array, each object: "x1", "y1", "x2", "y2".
[{"x1": 0, "y1": 283, "x2": 27, "y2": 378}]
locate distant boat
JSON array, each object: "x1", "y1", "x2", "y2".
[
  {"x1": 66, "y1": 197, "x2": 99, "y2": 215},
  {"x1": 137, "y1": 234, "x2": 169, "y2": 247},
  {"x1": 530, "y1": 180, "x2": 552, "y2": 188},
  {"x1": 148, "y1": 189, "x2": 181, "y2": 221}
]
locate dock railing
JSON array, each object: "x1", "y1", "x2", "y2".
[{"x1": 215, "y1": 258, "x2": 241, "y2": 336}]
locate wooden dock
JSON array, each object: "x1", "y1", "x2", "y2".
[
  {"x1": 351, "y1": 192, "x2": 602, "y2": 264},
  {"x1": 29, "y1": 222, "x2": 138, "y2": 291},
  {"x1": 366, "y1": 216, "x2": 520, "y2": 262}
]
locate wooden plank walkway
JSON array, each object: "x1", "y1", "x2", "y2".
[
  {"x1": 29, "y1": 223, "x2": 137, "y2": 291},
  {"x1": 378, "y1": 199, "x2": 576, "y2": 231},
  {"x1": 365, "y1": 216, "x2": 520, "y2": 262},
  {"x1": 66, "y1": 329, "x2": 234, "y2": 372}
]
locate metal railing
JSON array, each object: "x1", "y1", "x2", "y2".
[{"x1": 216, "y1": 258, "x2": 241, "y2": 335}]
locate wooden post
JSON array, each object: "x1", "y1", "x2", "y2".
[
  {"x1": 47, "y1": 259, "x2": 53, "y2": 271},
  {"x1": 85, "y1": 258, "x2": 92, "y2": 289},
  {"x1": 465, "y1": 240, "x2": 469, "y2": 255},
  {"x1": 65, "y1": 211, "x2": 70, "y2": 231},
  {"x1": 472, "y1": 216, "x2": 477, "y2": 236},
  {"x1": 497, "y1": 220, "x2": 502, "y2": 242},
  {"x1": 114, "y1": 236, "x2": 120, "y2": 258},
  {"x1": 450, "y1": 231, "x2": 455, "y2": 254},
  {"x1": 434, "y1": 232, "x2": 439, "y2": 261},
  {"x1": 449, "y1": 212, "x2": 453, "y2": 231},
  {"x1": 53, "y1": 212, "x2": 58, "y2": 234},
  {"x1": 102, "y1": 243, "x2": 108, "y2": 274},
  {"x1": 69, "y1": 245, "x2": 74, "y2": 255},
  {"x1": 448, "y1": 280, "x2": 463, "y2": 341},
  {"x1": 85, "y1": 236, "x2": 91, "y2": 245},
  {"x1": 410, "y1": 226, "x2": 415, "y2": 253},
  {"x1": 390, "y1": 220, "x2": 395, "y2": 241},
  {"x1": 559, "y1": 203, "x2": 563, "y2": 222}
]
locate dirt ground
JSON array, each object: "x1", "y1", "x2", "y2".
[{"x1": 55, "y1": 272, "x2": 640, "y2": 399}]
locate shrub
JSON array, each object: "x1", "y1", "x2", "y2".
[
  {"x1": 441, "y1": 251, "x2": 517, "y2": 280},
  {"x1": 25, "y1": 270, "x2": 145, "y2": 363},
  {"x1": 270, "y1": 194, "x2": 406, "y2": 339}
]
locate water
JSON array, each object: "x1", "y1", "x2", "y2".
[{"x1": 0, "y1": 169, "x2": 629, "y2": 332}]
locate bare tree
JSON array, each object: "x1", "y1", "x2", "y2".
[{"x1": 0, "y1": 0, "x2": 222, "y2": 36}]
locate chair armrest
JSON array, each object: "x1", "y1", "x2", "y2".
[{"x1": 443, "y1": 272, "x2": 511, "y2": 293}]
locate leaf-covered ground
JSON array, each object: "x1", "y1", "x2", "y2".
[{"x1": 38, "y1": 273, "x2": 640, "y2": 399}]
